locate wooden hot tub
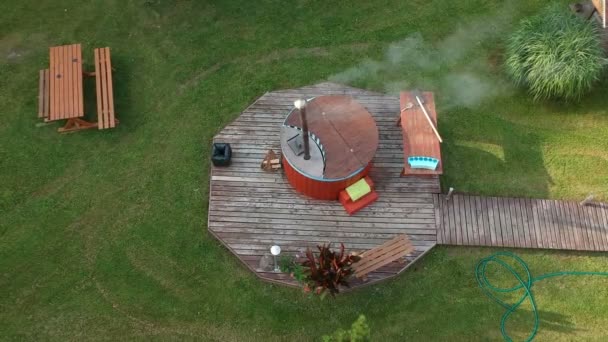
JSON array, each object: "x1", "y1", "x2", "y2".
[{"x1": 280, "y1": 96, "x2": 379, "y2": 200}]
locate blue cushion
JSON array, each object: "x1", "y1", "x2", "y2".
[{"x1": 408, "y1": 156, "x2": 439, "y2": 170}]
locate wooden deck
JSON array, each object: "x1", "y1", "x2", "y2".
[
  {"x1": 435, "y1": 194, "x2": 608, "y2": 251},
  {"x1": 208, "y1": 82, "x2": 440, "y2": 289}
]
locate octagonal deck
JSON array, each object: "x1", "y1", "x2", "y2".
[{"x1": 208, "y1": 82, "x2": 441, "y2": 289}]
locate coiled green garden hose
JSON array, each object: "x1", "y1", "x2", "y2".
[{"x1": 475, "y1": 252, "x2": 608, "y2": 342}]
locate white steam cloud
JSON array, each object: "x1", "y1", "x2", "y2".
[{"x1": 330, "y1": 3, "x2": 520, "y2": 109}]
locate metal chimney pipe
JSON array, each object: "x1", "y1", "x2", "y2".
[{"x1": 294, "y1": 99, "x2": 310, "y2": 160}]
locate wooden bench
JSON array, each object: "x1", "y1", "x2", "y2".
[
  {"x1": 38, "y1": 69, "x2": 50, "y2": 118},
  {"x1": 338, "y1": 176, "x2": 379, "y2": 215},
  {"x1": 352, "y1": 235, "x2": 415, "y2": 280},
  {"x1": 94, "y1": 47, "x2": 117, "y2": 129},
  {"x1": 398, "y1": 91, "x2": 443, "y2": 176}
]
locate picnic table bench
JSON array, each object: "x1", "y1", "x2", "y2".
[
  {"x1": 38, "y1": 44, "x2": 117, "y2": 132},
  {"x1": 94, "y1": 47, "x2": 117, "y2": 129},
  {"x1": 397, "y1": 91, "x2": 443, "y2": 176},
  {"x1": 352, "y1": 234, "x2": 415, "y2": 280}
]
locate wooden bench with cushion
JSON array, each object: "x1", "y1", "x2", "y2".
[
  {"x1": 38, "y1": 69, "x2": 50, "y2": 118},
  {"x1": 94, "y1": 47, "x2": 117, "y2": 129},
  {"x1": 352, "y1": 235, "x2": 415, "y2": 280},
  {"x1": 338, "y1": 176, "x2": 379, "y2": 215}
]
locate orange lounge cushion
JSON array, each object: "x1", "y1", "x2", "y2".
[
  {"x1": 339, "y1": 177, "x2": 375, "y2": 203},
  {"x1": 339, "y1": 191, "x2": 379, "y2": 215},
  {"x1": 345, "y1": 178, "x2": 372, "y2": 201}
]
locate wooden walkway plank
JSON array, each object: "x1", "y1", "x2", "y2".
[
  {"x1": 454, "y1": 195, "x2": 465, "y2": 245},
  {"x1": 549, "y1": 200, "x2": 562, "y2": 249},
  {"x1": 597, "y1": 206, "x2": 608, "y2": 249},
  {"x1": 465, "y1": 195, "x2": 476, "y2": 245},
  {"x1": 482, "y1": 197, "x2": 502, "y2": 247},
  {"x1": 472, "y1": 196, "x2": 483, "y2": 245},
  {"x1": 465, "y1": 196, "x2": 477, "y2": 245},
  {"x1": 553, "y1": 200, "x2": 569, "y2": 250},
  {"x1": 509, "y1": 198, "x2": 521, "y2": 247},
  {"x1": 524, "y1": 198, "x2": 539, "y2": 248},
  {"x1": 585, "y1": 204, "x2": 601, "y2": 250},
  {"x1": 562, "y1": 202, "x2": 580, "y2": 250},
  {"x1": 478, "y1": 196, "x2": 489, "y2": 246},
  {"x1": 583, "y1": 204, "x2": 600, "y2": 251},
  {"x1": 577, "y1": 203, "x2": 595, "y2": 251},
  {"x1": 513, "y1": 198, "x2": 528, "y2": 248},
  {"x1": 433, "y1": 195, "x2": 443, "y2": 244},
  {"x1": 536, "y1": 199, "x2": 549, "y2": 249},
  {"x1": 567, "y1": 202, "x2": 584, "y2": 250},
  {"x1": 590, "y1": 206, "x2": 604, "y2": 250},
  {"x1": 542, "y1": 200, "x2": 557, "y2": 249},
  {"x1": 444, "y1": 199, "x2": 458, "y2": 245},
  {"x1": 501, "y1": 198, "x2": 515, "y2": 247},
  {"x1": 562, "y1": 201, "x2": 576, "y2": 250},
  {"x1": 527, "y1": 198, "x2": 540, "y2": 248},
  {"x1": 530, "y1": 199, "x2": 545, "y2": 249},
  {"x1": 518, "y1": 198, "x2": 530, "y2": 248},
  {"x1": 586, "y1": 204, "x2": 603, "y2": 250},
  {"x1": 488, "y1": 197, "x2": 500, "y2": 247},
  {"x1": 565, "y1": 201, "x2": 580, "y2": 250},
  {"x1": 444, "y1": 196, "x2": 453, "y2": 244},
  {"x1": 518, "y1": 198, "x2": 532, "y2": 248},
  {"x1": 494, "y1": 197, "x2": 506, "y2": 247},
  {"x1": 478, "y1": 196, "x2": 491, "y2": 246}
]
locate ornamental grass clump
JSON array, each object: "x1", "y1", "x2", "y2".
[{"x1": 505, "y1": 6, "x2": 605, "y2": 101}]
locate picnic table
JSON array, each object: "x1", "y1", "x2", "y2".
[
  {"x1": 398, "y1": 91, "x2": 443, "y2": 176},
  {"x1": 38, "y1": 44, "x2": 117, "y2": 132}
]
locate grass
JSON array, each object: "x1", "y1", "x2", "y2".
[{"x1": 1, "y1": 0, "x2": 608, "y2": 340}]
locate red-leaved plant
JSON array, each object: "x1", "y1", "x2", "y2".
[{"x1": 302, "y1": 243, "x2": 360, "y2": 297}]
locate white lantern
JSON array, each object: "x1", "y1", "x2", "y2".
[{"x1": 270, "y1": 245, "x2": 281, "y2": 272}]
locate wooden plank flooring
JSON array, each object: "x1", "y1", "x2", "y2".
[
  {"x1": 436, "y1": 194, "x2": 608, "y2": 251},
  {"x1": 209, "y1": 82, "x2": 440, "y2": 289}
]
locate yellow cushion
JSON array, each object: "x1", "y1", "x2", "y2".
[{"x1": 346, "y1": 179, "x2": 371, "y2": 202}]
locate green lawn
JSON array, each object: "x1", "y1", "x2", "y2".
[{"x1": 1, "y1": 0, "x2": 608, "y2": 340}]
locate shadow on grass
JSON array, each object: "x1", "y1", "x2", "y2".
[
  {"x1": 537, "y1": 78, "x2": 608, "y2": 116},
  {"x1": 495, "y1": 308, "x2": 578, "y2": 340},
  {"x1": 441, "y1": 112, "x2": 552, "y2": 198}
]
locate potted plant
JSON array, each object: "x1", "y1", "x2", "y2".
[{"x1": 301, "y1": 243, "x2": 361, "y2": 297}]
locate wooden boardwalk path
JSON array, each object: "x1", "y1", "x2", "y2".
[
  {"x1": 209, "y1": 82, "x2": 440, "y2": 288},
  {"x1": 435, "y1": 194, "x2": 608, "y2": 251}
]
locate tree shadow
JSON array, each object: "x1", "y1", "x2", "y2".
[
  {"x1": 537, "y1": 76, "x2": 608, "y2": 117},
  {"x1": 441, "y1": 112, "x2": 552, "y2": 198}
]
